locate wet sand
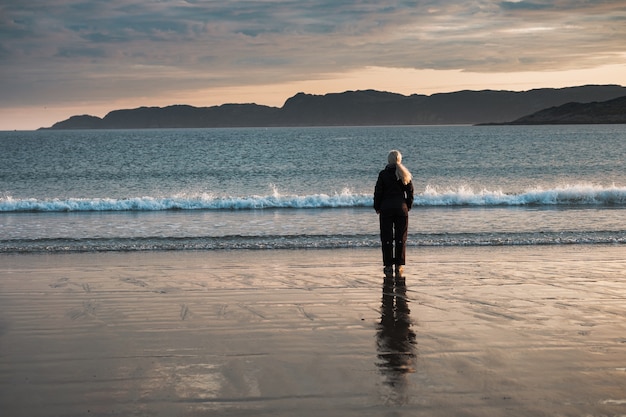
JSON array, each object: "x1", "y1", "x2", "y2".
[{"x1": 1, "y1": 246, "x2": 625, "y2": 417}]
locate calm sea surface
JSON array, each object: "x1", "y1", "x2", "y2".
[{"x1": 1, "y1": 125, "x2": 625, "y2": 252}]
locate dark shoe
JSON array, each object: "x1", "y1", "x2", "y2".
[{"x1": 384, "y1": 266, "x2": 394, "y2": 278}]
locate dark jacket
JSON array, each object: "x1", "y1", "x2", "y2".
[{"x1": 374, "y1": 164, "x2": 414, "y2": 213}]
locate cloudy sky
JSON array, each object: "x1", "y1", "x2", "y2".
[{"x1": 2, "y1": 0, "x2": 625, "y2": 130}]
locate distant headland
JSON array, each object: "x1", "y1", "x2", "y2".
[
  {"x1": 41, "y1": 85, "x2": 626, "y2": 130},
  {"x1": 479, "y1": 94, "x2": 626, "y2": 125}
]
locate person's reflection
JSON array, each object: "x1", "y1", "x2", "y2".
[{"x1": 376, "y1": 278, "x2": 417, "y2": 404}]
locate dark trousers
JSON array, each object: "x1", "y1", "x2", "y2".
[{"x1": 379, "y1": 208, "x2": 408, "y2": 267}]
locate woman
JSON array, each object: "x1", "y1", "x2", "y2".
[{"x1": 374, "y1": 150, "x2": 414, "y2": 279}]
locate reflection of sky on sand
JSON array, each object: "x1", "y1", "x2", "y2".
[
  {"x1": 376, "y1": 280, "x2": 417, "y2": 405},
  {"x1": 172, "y1": 363, "x2": 225, "y2": 401},
  {"x1": 134, "y1": 359, "x2": 259, "y2": 414}
]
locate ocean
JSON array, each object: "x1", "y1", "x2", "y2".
[{"x1": 1, "y1": 125, "x2": 625, "y2": 253}]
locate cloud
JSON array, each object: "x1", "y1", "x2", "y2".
[
  {"x1": 499, "y1": 1, "x2": 552, "y2": 11},
  {"x1": 1, "y1": 0, "x2": 625, "y2": 112}
]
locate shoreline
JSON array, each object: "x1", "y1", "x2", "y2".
[{"x1": 1, "y1": 246, "x2": 626, "y2": 416}]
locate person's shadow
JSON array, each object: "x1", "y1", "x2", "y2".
[{"x1": 376, "y1": 279, "x2": 417, "y2": 404}]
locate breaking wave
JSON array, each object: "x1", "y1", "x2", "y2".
[{"x1": 2, "y1": 184, "x2": 626, "y2": 213}]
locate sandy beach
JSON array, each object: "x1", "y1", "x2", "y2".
[{"x1": 1, "y1": 245, "x2": 625, "y2": 417}]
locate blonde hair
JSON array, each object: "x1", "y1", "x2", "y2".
[{"x1": 387, "y1": 150, "x2": 412, "y2": 185}]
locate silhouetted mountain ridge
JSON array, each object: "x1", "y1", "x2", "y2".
[
  {"x1": 490, "y1": 95, "x2": 626, "y2": 125},
  {"x1": 42, "y1": 85, "x2": 626, "y2": 129}
]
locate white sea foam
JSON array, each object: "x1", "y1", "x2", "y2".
[
  {"x1": 0, "y1": 188, "x2": 370, "y2": 212},
  {"x1": 2, "y1": 184, "x2": 626, "y2": 212},
  {"x1": 419, "y1": 183, "x2": 626, "y2": 206}
]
